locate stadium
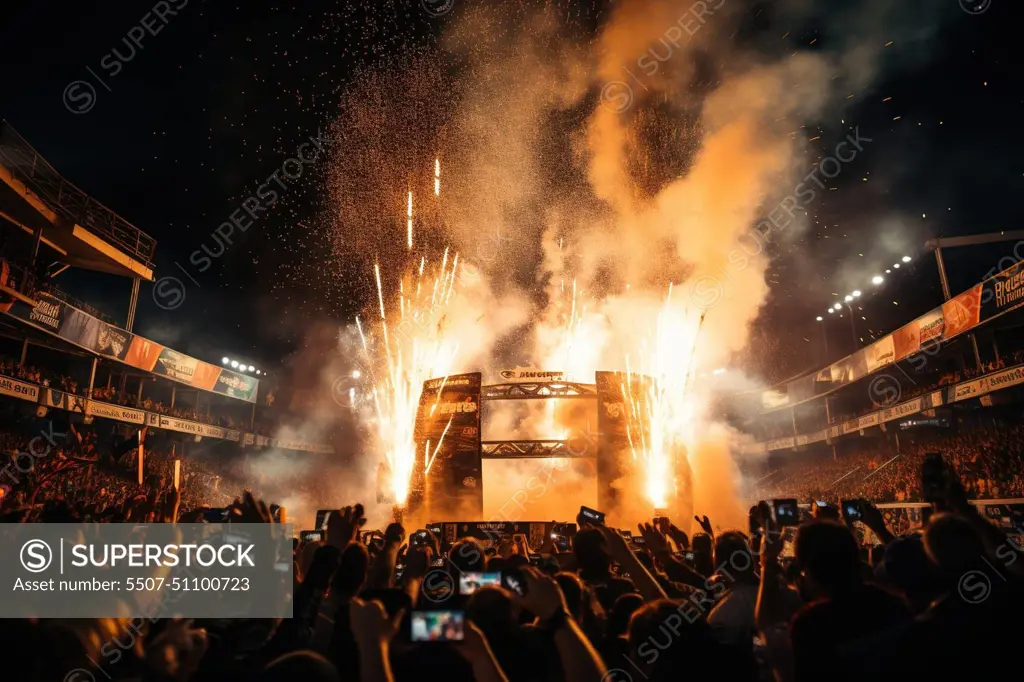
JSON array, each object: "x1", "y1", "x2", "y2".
[{"x1": 2, "y1": 2, "x2": 1023, "y2": 681}]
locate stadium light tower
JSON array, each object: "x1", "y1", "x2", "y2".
[{"x1": 872, "y1": 275, "x2": 884, "y2": 285}]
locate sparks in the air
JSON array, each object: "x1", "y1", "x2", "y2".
[
  {"x1": 434, "y1": 158, "x2": 440, "y2": 196},
  {"x1": 407, "y1": 191, "x2": 413, "y2": 250},
  {"x1": 621, "y1": 285, "x2": 704, "y2": 509},
  {"x1": 361, "y1": 250, "x2": 463, "y2": 506}
]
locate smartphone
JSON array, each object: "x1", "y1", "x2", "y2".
[
  {"x1": 580, "y1": 505, "x2": 606, "y2": 525},
  {"x1": 301, "y1": 529, "x2": 324, "y2": 543},
  {"x1": 617, "y1": 529, "x2": 633, "y2": 539},
  {"x1": 269, "y1": 504, "x2": 282, "y2": 522},
  {"x1": 772, "y1": 499, "x2": 799, "y2": 527},
  {"x1": 426, "y1": 523, "x2": 442, "y2": 540},
  {"x1": 922, "y1": 452, "x2": 945, "y2": 503},
  {"x1": 814, "y1": 500, "x2": 828, "y2": 509},
  {"x1": 652, "y1": 516, "x2": 669, "y2": 533},
  {"x1": 458, "y1": 571, "x2": 501, "y2": 595},
  {"x1": 501, "y1": 569, "x2": 527, "y2": 596},
  {"x1": 410, "y1": 530, "x2": 432, "y2": 548},
  {"x1": 431, "y1": 557, "x2": 445, "y2": 567},
  {"x1": 315, "y1": 509, "x2": 332, "y2": 530},
  {"x1": 841, "y1": 500, "x2": 863, "y2": 522},
  {"x1": 550, "y1": 533, "x2": 571, "y2": 552},
  {"x1": 683, "y1": 550, "x2": 695, "y2": 563},
  {"x1": 410, "y1": 610, "x2": 465, "y2": 642},
  {"x1": 203, "y1": 507, "x2": 229, "y2": 523},
  {"x1": 631, "y1": 536, "x2": 647, "y2": 547}
]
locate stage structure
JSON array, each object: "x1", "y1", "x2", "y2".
[{"x1": 409, "y1": 370, "x2": 669, "y2": 519}]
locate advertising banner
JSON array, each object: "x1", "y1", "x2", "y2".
[
  {"x1": 918, "y1": 308, "x2": 945, "y2": 345},
  {"x1": 880, "y1": 397, "x2": 923, "y2": 423},
  {"x1": 857, "y1": 412, "x2": 879, "y2": 429},
  {"x1": 953, "y1": 378, "x2": 987, "y2": 402},
  {"x1": 8, "y1": 292, "x2": 65, "y2": 334},
  {"x1": 981, "y1": 259, "x2": 1024, "y2": 321},
  {"x1": 157, "y1": 416, "x2": 228, "y2": 439},
  {"x1": 986, "y1": 365, "x2": 1024, "y2": 393},
  {"x1": 892, "y1": 322, "x2": 920, "y2": 361},
  {"x1": 942, "y1": 284, "x2": 982, "y2": 340},
  {"x1": 125, "y1": 337, "x2": 164, "y2": 371},
  {"x1": 830, "y1": 349, "x2": 869, "y2": 385},
  {"x1": 866, "y1": 335, "x2": 896, "y2": 373},
  {"x1": 215, "y1": 370, "x2": 258, "y2": 402},
  {"x1": 498, "y1": 368, "x2": 566, "y2": 383},
  {"x1": 786, "y1": 374, "x2": 817, "y2": 403},
  {"x1": 86, "y1": 400, "x2": 145, "y2": 424},
  {"x1": 0, "y1": 374, "x2": 39, "y2": 402}
]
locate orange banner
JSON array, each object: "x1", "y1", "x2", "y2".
[
  {"x1": 942, "y1": 284, "x2": 982, "y2": 339},
  {"x1": 124, "y1": 337, "x2": 164, "y2": 371}
]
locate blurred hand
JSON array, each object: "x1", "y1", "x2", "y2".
[
  {"x1": 593, "y1": 523, "x2": 634, "y2": 563},
  {"x1": 384, "y1": 522, "x2": 406, "y2": 548},
  {"x1": 517, "y1": 566, "x2": 568, "y2": 621},
  {"x1": 667, "y1": 523, "x2": 690, "y2": 550},
  {"x1": 759, "y1": 509, "x2": 783, "y2": 569},
  {"x1": 814, "y1": 501, "x2": 840, "y2": 522},
  {"x1": 404, "y1": 546, "x2": 432, "y2": 581},
  {"x1": 694, "y1": 514, "x2": 714, "y2": 537},
  {"x1": 144, "y1": 619, "x2": 208, "y2": 682},
  {"x1": 350, "y1": 597, "x2": 402, "y2": 646},
  {"x1": 457, "y1": 621, "x2": 498, "y2": 666},
  {"x1": 230, "y1": 491, "x2": 273, "y2": 524},
  {"x1": 327, "y1": 504, "x2": 366, "y2": 548},
  {"x1": 637, "y1": 522, "x2": 670, "y2": 554}
]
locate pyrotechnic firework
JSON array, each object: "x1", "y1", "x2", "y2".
[
  {"x1": 621, "y1": 284, "x2": 705, "y2": 510},
  {"x1": 358, "y1": 247, "x2": 463, "y2": 506}
]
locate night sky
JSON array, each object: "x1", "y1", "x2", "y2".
[{"x1": 2, "y1": 0, "x2": 1021, "y2": 381}]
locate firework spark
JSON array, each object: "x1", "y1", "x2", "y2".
[
  {"x1": 621, "y1": 285, "x2": 704, "y2": 509},
  {"x1": 359, "y1": 251, "x2": 462, "y2": 506}
]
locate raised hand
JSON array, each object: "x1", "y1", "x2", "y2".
[
  {"x1": 694, "y1": 514, "x2": 714, "y2": 537},
  {"x1": 350, "y1": 597, "x2": 402, "y2": 646},
  {"x1": 637, "y1": 522, "x2": 670, "y2": 554},
  {"x1": 667, "y1": 523, "x2": 690, "y2": 550},
  {"x1": 327, "y1": 504, "x2": 366, "y2": 549},
  {"x1": 144, "y1": 619, "x2": 208, "y2": 682},
  {"x1": 517, "y1": 566, "x2": 568, "y2": 620},
  {"x1": 384, "y1": 521, "x2": 406, "y2": 548},
  {"x1": 230, "y1": 490, "x2": 273, "y2": 524}
]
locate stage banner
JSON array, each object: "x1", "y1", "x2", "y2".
[
  {"x1": 892, "y1": 322, "x2": 920, "y2": 361},
  {"x1": 86, "y1": 400, "x2": 145, "y2": 424},
  {"x1": 42, "y1": 388, "x2": 67, "y2": 410},
  {"x1": 952, "y1": 378, "x2": 987, "y2": 402},
  {"x1": 981, "y1": 260, "x2": 1024, "y2": 321},
  {"x1": 0, "y1": 374, "x2": 39, "y2": 402},
  {"x1": 498, "y1": 368, "x2": 566, "y2": 383},
  {"x1": 596, "y1": 371, "x2": 633, "y2": 511},
  {"x1": 414, "y1": 373, "x2": 482, "y2": 515},
  {"x1": 942, "y1": 284, "x2": 982, "y2": 340},
  {"x1": 918, "y1": 308, "x2": 944, "y2": 346},
  {"x1": 866, "y1": 335, "x2": 895, "y2": 373},
  {"x1": 925, "y1": 390, "x2": 944, "y2": 409},
  {"x1": 857, "y1": 412, "x2": 879, "y2": 430}
]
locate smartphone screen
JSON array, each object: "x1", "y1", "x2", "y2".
[
  {"x1": 814, "y1": 500, "x2": 828, "y2": 508},
  {"x1": 301, "y1": 530, "x2": 324, "y2": 543},
  {"x1": 203, "y1": 508, "x2": 228, "y2": 523},
  {"x1": 773, "y1": 499, "x2": 799, "y2": 527},
  {"x1": 580, "y1": 505, "x2": 606, "y2": 525},
  {"x1": 841, "y1": 500, "x2": 862, "y2": 522},
  {"x1": 501, "y1": 570, "x2": 527, "y2": 596},
  {"x1": 410, "y1": 610, "x2": 465, "y2": 642},
  {"x1": 411, "y1": 530, "x2": 431, "y2": 547},
  {"x1": 315, "y1": 510, "x2": 332, "y2": 530},
  {"x1": 458, "y1": 571, "x2": 501, "y2": 595}
]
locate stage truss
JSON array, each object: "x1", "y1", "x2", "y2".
[{"x1": 479, "y1": 381, "x2": 600, "y2": 459}]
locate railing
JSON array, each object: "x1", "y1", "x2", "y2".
[
  {"x1": 0, "y1": 120, "x2": 157, "y2": 267},
  {"x1": 0, "y1": 254, "x2": 117, "y2": 325}
]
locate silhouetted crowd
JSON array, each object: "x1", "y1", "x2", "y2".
[
  {"x1": 1, "y1": 420, "x2": 1022, "y2": 682},
  {"x1": 750, "y1": 421, "x2": 1024, "y2": 503}
]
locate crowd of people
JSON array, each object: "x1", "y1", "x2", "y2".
[
  {"x1": 749, "y1": 420, "x2": 1024, "y2": 504},
  {"x1": 2, "y1": 453, "x2": 1021, "y2": 681}
]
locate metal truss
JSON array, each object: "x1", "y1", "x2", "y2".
[
  {"x1": 480, "y1": 439, "x2": 596, "y2": 459},
  {"x1": 481, "y1": 382, "x2": 598, "y2": 400}
]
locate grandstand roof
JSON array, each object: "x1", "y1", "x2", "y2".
[{"x1": 0, "y1": 121, "x2": 156, "y2": 281}]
